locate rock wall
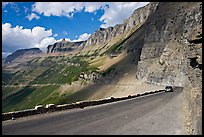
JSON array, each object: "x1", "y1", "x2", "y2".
[
  {"x1": 2, "y1": 90, "x2": 164, "y2": 121},
  {"x1": 81, "y1": 3, "x2": 158, "y2": 47},
  {"x1": 135, "y1": 2, "x2": 202, "y2": 134},
  {"x1": 137, "y1": 2, "x2": 202, "y2": 85}
]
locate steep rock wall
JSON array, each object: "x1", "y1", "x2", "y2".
[
  {"x1": 81, "y1": 3, "x2": 158, "y2": 48},
  {"x1": 135, "y1": 2, "x2": 202, "y2": 134}
]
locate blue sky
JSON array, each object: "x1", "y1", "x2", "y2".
[{"x1": 2, "y1": 2, "x2": 149, "y2": 58}]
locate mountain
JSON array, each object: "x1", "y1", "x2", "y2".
[
  {"x1": 47, "y1": 39, "x2": 83, "y2": 53},
  {"x1": 2, "y1": 2, "x2": 202, "y2": 134},
  {"x1": 4, "y1": 48, "x2": 43, "y2": 63},
  {"x1": 46, "y1": 3, "x2": 158, "y2": 54},
  {"x1": 81, "y1": 3, "x2": 157, "y2": 48}
]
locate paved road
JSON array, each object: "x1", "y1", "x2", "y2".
[{"x1": 2, "y1": 87, "x2": 185, "y2": 135}]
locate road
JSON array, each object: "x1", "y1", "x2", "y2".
[{"x1": 2, "y1": 87, "x2": 185, "y2": 135}]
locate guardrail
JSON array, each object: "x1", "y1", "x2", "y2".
[{"x1": 2, "y1": 89, "x2": 165, "y2": 121}]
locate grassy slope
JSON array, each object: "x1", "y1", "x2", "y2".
[
  {"x1": 2, "y1": 85, "x2": 59, "y2": 112},
  {"x1": 2, "y1": 56, "x2": 98, "y2": 112},
  {"x1": 2, "y1": 86, "x2": 24, "y2": 100},
  {"x1": 2, "y1": 20, "x2": 140, "y2": 113}
]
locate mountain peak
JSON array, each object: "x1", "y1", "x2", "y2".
[{"x1": 5, "y1": 48, "x2": 43, "y2": 63}]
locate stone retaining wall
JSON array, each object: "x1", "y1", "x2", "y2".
[{"x1": 2, "y1": 90, "x2": 165, "y2": 121}]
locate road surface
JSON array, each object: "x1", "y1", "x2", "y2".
[{"x1": 2, "y1": 87, "x2": 185, "y2": 135}]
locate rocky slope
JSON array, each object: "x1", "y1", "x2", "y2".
[
  {"x1": 4, "y1": 48, "x2": 43, "y2": 63},
  {"x1": 47, "y1": 39, "x2": 83, "y2": 53}
]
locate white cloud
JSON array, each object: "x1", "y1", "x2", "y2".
[
  {"x1": 2, "y1": 51, "x2": 12, "y2": 59},
  {"x1": 32, "y1": 2, "x2": 84, "y2": 18},
  {"x1": 83, "y1": 2, "x2": 107, "y2": 13},
  {"x1": 54, "y1": 34, "x2": 58, "y2": 37},
  {"x1": 34, "y1": 37, "x2": 56, "y2": 51},
  {"x1": 32, "y1": 2, "x2": 149, "y2": 28},
  {"x1": 100, "y1": 2, "x2": 149, "y2": 28},
  {"x1": 57, "y1": 33, "x2": 91, "y2": 43},
  {"x1": 68, "y1": 33, "x2": 91, "y2": 42},
  {"x1": 77, "y1": 33, "x2": 91, "y2": 41},
  {"x1": 32, "y1": 2, "x2": 107, "y2": 18},
  {"x1": 2, "y1": 23, "x2": 56, "y2": 53},
  {"x1": 26, "y1": 13, "x2": 40, "y2": 21},
  {"x1": 2, "y1": 23, "x2": 91, "y2": 55}
]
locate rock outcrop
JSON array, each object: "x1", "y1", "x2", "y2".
[
  {"x1": 79, "y1": 72, "x2": 101, "y2": 83},
  {"x1": 47, "y1": 39, "x2": 83, "y2": 53}
]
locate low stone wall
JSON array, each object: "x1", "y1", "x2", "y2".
[{"x1": 2, "y1": 90, "x2": 165, "y2": 121}]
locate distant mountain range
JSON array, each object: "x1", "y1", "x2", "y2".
[{"x1": 4, "y1": 48, "x2": 43, "y2": 63}]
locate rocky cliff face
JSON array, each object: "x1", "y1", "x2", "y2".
[
  {"x1": 47, "y1": 39, "x2": 83, "y2": 53},
  {"x1": 136, "y1": 2, "x2": 202, "y2": 85},
  {"x1": 5, "y1": 48, "x2": 43, "y2": 63},
  {"x1": 81, "y1": 3, "x2": 158, "y2": 47},
  {"x1": 46, "y1": 3, "x2": 158, "y2": 54},
  {"x1": 133, "y1": 2, "x2": 202, "y2": 134}
]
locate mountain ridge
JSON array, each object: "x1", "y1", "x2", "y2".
[
  {"x1": 4, "y1": 48, "x2": 43, "y2": 63},
  {"x1": 46, "y1": 2, "x2": 158, "y2": 54}
]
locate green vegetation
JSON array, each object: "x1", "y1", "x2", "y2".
[
  {"x1": 2, "y1": 86, "x2": 24, "y2": 100},
  {"x1": 2, "y1": 71, "x2": 17, "y2": 85},
  {"x1": 30, "y1": 56, "x2": 95, "y2": 84},
  {"x1": 6, "y1": 67, "x2": 49, "y2": 85},
  {"x1": 62, "y1": 87, "x2": 97, "y2": 104},
  {"x1": 2, "y1": 85, "x2": 59, "y2": 112},
  {"x1": 3, "y1": 56, "x2": 98, "y2": 85},
  {"x1": 2, "y1": 55, "x2": 99, "y2": 113},
  {"x1": 106, "y1": 42, "x2": 123, "y2": 54}
]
